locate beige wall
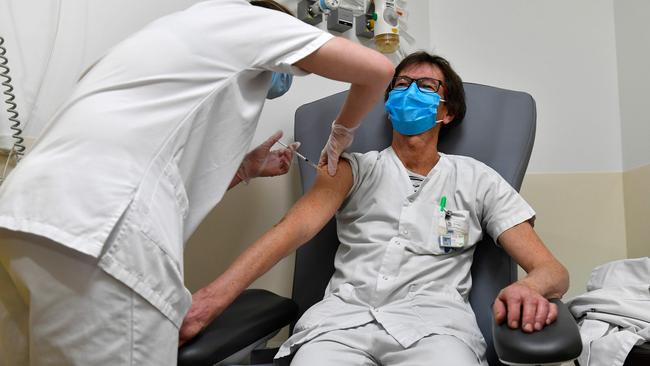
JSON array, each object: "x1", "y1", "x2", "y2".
[
  {"x1": 623, "y1": 163, "x2": 650, "y2": 259},
  {"x1": 520, "y1": 172, "x2": 629, "y2": 298},
  {"x1": 183, "y1": 166, "x2": 302, "y2": 296}
]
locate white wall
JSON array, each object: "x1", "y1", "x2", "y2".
[
  {"x1": 428, "y1": 0, "x2": 623, "y2": 174},
  {"x1": 614, "y1": 0, "x2": 650, "y2": 170},
  {"x1": 0, "y1": 0, "x2": 196, "y2": 143}
]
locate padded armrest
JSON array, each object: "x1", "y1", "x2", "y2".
[
  {"x1": 178, "y1": 289, "x2": 298, "y2": 366},
  {"x1": 492, "y1": 299, "x2": 582, "y2": 365}
]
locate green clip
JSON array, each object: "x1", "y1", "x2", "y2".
[{"x1": 440, "y1": 196, "x2": 447, "y2": 212}]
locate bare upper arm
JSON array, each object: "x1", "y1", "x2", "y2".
[
  {"x1": 279, "y1": 160, "x2": 353, "y2": 241},
  {"x1": 294, "y1": 37, "x2": 394, "y2": 86},
  {"x1": 304, "y1": 159, "x2": 353, "y2": 215}
]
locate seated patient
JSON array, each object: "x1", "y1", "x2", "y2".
[{"x1": 182, "y1": 52, "x2": 569, "y2": 365}]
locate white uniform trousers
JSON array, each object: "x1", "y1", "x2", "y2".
[
  {"x1": 0, "y1": 229, "x2": 178, "y2": 366},
  {"x1": 288, "y1": 321, "x2": 482, "y2": 366}
]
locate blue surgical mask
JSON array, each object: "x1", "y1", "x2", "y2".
[
  {"x1": 266, "y1": 72, "x2": 293, "y2": 99},
  {"x1": 384, "y1": 83, "x2": 445, "y2": 135}
]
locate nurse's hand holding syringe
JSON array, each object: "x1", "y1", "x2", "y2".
[
  {"x1": 231, "y1": 131, "x2": 300, "y2": 188},
  {"x1": 275, "y1": 140, "x2": 319, "y2": 170}
]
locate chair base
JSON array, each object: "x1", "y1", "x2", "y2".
[
  {"x1": 218, "y1": 332, "x2": 277, "y2": 365},
  {"x1": 624, "y1": 342, "x2": 650, "y2": 366}
]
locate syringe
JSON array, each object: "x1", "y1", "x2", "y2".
[{"x1": 276, "y1": 140, "x2": 319, "y2": 170}]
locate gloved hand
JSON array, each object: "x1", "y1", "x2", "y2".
[
  {"x1": 236, "y1": 130, "x2": 299, "y2": 183},
  {"x1": 319, "y1": 121, "x2": 358, "y2": 176}
]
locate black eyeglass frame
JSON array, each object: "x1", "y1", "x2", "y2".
[{"x1": 389, "y1": 76, "x2": 444, "y2": 94}]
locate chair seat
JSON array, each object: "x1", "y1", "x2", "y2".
[
  {"x1": 625, "y1": 342, "x2": 650, "y2": 366},
  {"x1": 178, "y1": 289, "x2": 298, "y2": 366}
]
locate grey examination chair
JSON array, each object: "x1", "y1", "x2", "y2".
[{"x1": 178, "y1": 83, "x2": 582, "y2": 366}]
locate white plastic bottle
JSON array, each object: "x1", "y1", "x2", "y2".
[{"x1": 373, "y1": 0, "x2": 399, "y2": 53}]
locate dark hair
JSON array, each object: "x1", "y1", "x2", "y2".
[
  {"x1": 250, "y1": 0, "x2": 294, "y2": 16},
  {"x1": 386, "y1": 52, "x2": 466, "y2": 129}
]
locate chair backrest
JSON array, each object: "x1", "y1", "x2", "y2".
[{"x1": 292, "y1": 83, "x2": 536, "y2": 366}]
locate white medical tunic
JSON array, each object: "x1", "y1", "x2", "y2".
[
  {"x1": 277, "y1": 148, "x2": 536, "y2": 361},
  {"x1": 0, "y1": 0, "x2": 332, "y2": 327},
  {"x1": 568, "y1": 258, "x2": 650, "y2": 366}
]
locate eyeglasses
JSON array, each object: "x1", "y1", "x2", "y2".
[{"x1": 390, "y1": 76, "x2": 444, "y2": 94}]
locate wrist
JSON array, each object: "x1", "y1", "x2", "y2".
[
  {"x1": 332, "y1": 119, "x2": 359, "y2": 133},
  {"x1": 515, "y1": 278, "x2": 544, "y2": 296},
  {"x1": 197, "y1": 285, "x2": 230, "y2": 319},
  {"x1": 235, "y1": 164, "x2": 250, "y2": 185}
]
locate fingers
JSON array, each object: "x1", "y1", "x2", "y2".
[
  {"x1": 261, "y1": 130, "x2": 284, "y2": 150},
  {"x1": 289, "y1": 141, "x2": 301, "y2": 151},
  {"x1": 492, "y1": 297, "x2": 507, "y2": 324},
  {"x1": 506, "y1": 296, "x2": 522, "y2": 329},
  {"x1": 497, "y1": 283, "x2": 557, "y2": 332},
  {"x1": 178, "y1": 323, "x2": 196, "y2": 347},
  {"x1": 279, "y1": 150, "x2": 291, "y2": 173},
  {"x1": 327, "y1": 150, "x2": 339, "y2": 176},
  {"x1": 318, "y1": 148, "x2": 328, "y2": 167},
  {"x1": 533, "y1": 299, "x2": 549, "y2": 331},
  {"x1": 327, "y1": 160, "x2": 337, "y2": 176},
  {"x1": 547, "y1": 302, "x2": 558, "y2": 325},
  {"x1": 521, "y1": 297, "x2": 538, "y2": 333}
]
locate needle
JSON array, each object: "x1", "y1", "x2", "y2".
[{"x1": 276, "y1": 140, "x2": 319, "y2": 170}]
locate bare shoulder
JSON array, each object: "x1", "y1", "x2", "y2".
[{"x1": 313, "y1": 159, "x2": 353, "y2": 196}]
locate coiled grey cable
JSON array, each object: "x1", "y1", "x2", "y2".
[{"x1": 0, "y1": 36, "x2": 25, "y2": 159}]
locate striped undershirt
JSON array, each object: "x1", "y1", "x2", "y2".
[{"x1": 406, "y1": 170, "x2": 426, "y2": 192}]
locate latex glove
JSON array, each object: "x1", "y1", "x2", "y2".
[
  {"x1": 236, "y1": 130, "x2": 299, "y2": 183},
  {"x1": 319, "y1": 121, "x2": 358, "y2": 176}
]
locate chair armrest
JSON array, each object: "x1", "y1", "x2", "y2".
[
  {"x1": 178, "y1": 289, "x2": 298, "y2": 366},
  {"x1": 492, "y1": 299, "x2": 582, "y2": 365}
]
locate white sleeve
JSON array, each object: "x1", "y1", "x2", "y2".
[
  {"x1": 246, "y1": 6, "x2": 334, "y2": 74},
  {"x1": 340, "y1": 152, "x2": 361, "y2": 200},
  {"x1": 340, "y1": 151, "x2": 381, "y2": 204},
  {"x1": 476, "y1": 164, "x2": 536, "y2": 242},
  {"x1": 173, "y1": 0, "x2": 334, "y2": 75}
]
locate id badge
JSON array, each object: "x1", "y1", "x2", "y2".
[{"x1": 438, "y1": 210, "x2": 469, "y2": 250}]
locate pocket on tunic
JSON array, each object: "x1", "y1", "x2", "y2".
[
  {"x1": 405, "y1": 214, "x2": 449, "y2": 256},
  {"x1": 98, "y1": 199, "x2": 191, "y2": 328},
  {"x1": 408, "y1": 209, "x2": 471, "y2": 256},
  {"x1": 138, "y1": 158, "x2": 188, "y2": 275},
  {"x1": 98, "y1": 154, "x2": 191, "y2": 328}
]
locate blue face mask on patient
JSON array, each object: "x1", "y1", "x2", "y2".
[
  {"x1": 266, "y1": 72, "x2": 293, "y2": 99},
  {"x1": 384, "y1": 83, "x2": 445, "y2": 135}
]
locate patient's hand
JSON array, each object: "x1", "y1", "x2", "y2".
[
  {"x1": 179, "y1": 287, "x2": 228, "y2": 347},
  {"x1": 492, "y1": 282, "x2": 558, "y2": 333}
]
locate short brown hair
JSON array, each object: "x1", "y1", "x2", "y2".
[
  {"x1": 386, "y1": 52, "x2": 466, "y2": 128},
  {"x1": 250, "y1": 0, "x2": 294, "y2": 16}
]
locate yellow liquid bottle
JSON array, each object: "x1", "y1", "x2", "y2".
[
  {"x1": 373, "y1": 0, "x2": 399, "y2": 54},
  {"x1": 375, "y1": 33, "x2": 399, "y2": 54}
]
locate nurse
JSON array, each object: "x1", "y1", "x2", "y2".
[{"x1": 0, "y1": 1, "x2": 394, "y2": 365}]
